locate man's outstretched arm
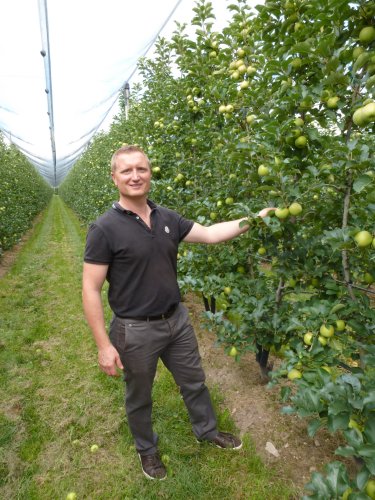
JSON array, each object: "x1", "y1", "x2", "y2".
[{"x1": 183, "y1": 207, "x2": 275, "y2": 244}]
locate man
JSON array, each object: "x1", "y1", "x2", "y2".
[{"x1": 82, "y1": 145, "x2": 274, "y2": 480}]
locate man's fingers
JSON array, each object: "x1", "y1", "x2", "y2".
[
  {"x1": 100, "y1": 364, "x2": 121, "y2": 377},
  {"x1": 115, "y1": 355, "x2": 124, "y2": 371},
  {"x1": 98, "y1": 345, "x2": 123, "y2": 376}
]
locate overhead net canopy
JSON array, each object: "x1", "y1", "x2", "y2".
[{"x1": 0, "y1": 0, "x2": 232, "y2": 187}]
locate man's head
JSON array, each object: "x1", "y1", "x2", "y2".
[
  {"x1": 111, "y1": 145, "x2": 152, "y2": 202},
  {"x1": 111, "y1": 145, "x2": 150, "y2": 173}
]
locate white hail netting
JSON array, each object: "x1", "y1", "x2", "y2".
[{"x1": 0, "y1": 0, "x2": 232, "y2": 187}]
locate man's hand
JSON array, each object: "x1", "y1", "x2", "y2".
[
  {"x1": 258, "y1": 207, "x2": 276, "y2": 218},
  {"x1": 98, "y1": 344, "x2": 124, "y2": 377}
]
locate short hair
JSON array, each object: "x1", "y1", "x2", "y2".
[{"x1": 110, "y1": 145, "x2": 150, "y2": 172}]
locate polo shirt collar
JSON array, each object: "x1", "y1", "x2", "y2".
[{"x1": 112, "y1": 199, "x2": 157, "y2": 215}]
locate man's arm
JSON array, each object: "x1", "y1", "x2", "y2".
[
  {"x1": 82, "y1": 262, "x2": 124, "y2": 376},
  {"x1": 183, "y1": 207, "x2": 275, "y2": 244}
]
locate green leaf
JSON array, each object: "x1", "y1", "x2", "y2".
[
  {"x1": 325, "y1": 461, "x2": 350, "y2": 496},
  {"x1": 328, "y1": 412, "x2": 350, "y2": 432},
  {"x1": 307, "y1": 418, "x2": 323, "y2": 437},
  {"x1": 343, "y1": 428, "x2": 364, "y2": 448},
  {"x1": 353, "y1": 175, "x2": 373, "y2": 194},
  {"x1": 335, "y1": 445, "x2": 356, "y2": 457},
  {"x1": 357, "y1": 444, "x2": 375, "y2": 458},
  {"x1": 364, "y1": 456, "x2": 375, "y2": 475}
]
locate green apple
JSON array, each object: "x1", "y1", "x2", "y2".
[
  {"x1": 237, "y1": 265, "x2": 246, "y2": 274},
  {"x1": 363, "y1": 101, "x2": 375, "y2": 120},
  {"x1": 238, "y1": 64, "x2": 247, "y2": 74},
  {"x1": 66, "y1": 493, "x2": 77, "y2": 500},
  {"x1": 320, "y1": 324, "x2": 335, "y2": 338},
  {"x1": 217, "y1": 200, "x2": 223, "y2": 208},
  {"x1": 288, "y1": 368, "x2": 302, "y2": 380},
  {"x1": 223, "y1": 286, "x2": 232, "y2": 296},
  {"x1": 294, "y1": 117, "x2": 304, "y2": 127},
  {"x1": 342, "y1": 488, "x2": 352, "y2": 500},
  {"x1": 365, "y1": 479, "x2": 375, "y2": 499},
  {"x1": 287, "y1": 278, "x2": 297, "y2": 287},
  {"x1": 354, "y1": 230, "x2": 373, "y2": 247},
  {"x1": 152, "y1": 166, "x2": 161, "y2": 174},
  {"x1": 291, "y1": 57, "x2": 302, "y2": 69},
  {"x1": 210, "y1": 212, "x2": 217, "y2": 220},
  {"x1": 258, "y1": 164, "x2": 269, "y2": 176},
  {"x1": 90, "y1": 444, "x2": 99, "y2": 453},
  {"x1": 336, "y1": 320, "x2": 346, "y2": 331},
  {"x1": 225, "y1": 104, "x2": 234, "y2": 113},
  {"x1": 288, "y1": 202, "x2": 302, "y2": 216},
  {"x1": 318, "y1": 335, "x2": 327, "y2": 346},
  {"x1": 258, "y1": 247, "x2": 267, "y2": 255},
  {"x1": 295, "y1": 135, "x2": 307, "y2": 148},
  {"x1": 237, "y1": 48, "x2": 246, "y2": 57},
  {"x1": 246, "y1": 114, "x2": 256, "y2": 124},
  {"x1": 225, "y1": 197, "x2": 234, "y2": 205},
  {"x1": 229, "y1": 346, "x2": 238, "y2": 357},
  {"x1": 359, "y1": 26, "x2": 375, "y2": 44},
  {"x1": 219, "y1": 104, "x2": 227, "y2": 113},
  {"x1": 275, "y1": 207, "x2": 290, "y2": 219},
  {"x1": 240, "y1": 80, "x2": 250, "y2": 90},
  {"x1": 353, "y1": 107, "x2": 367, "y2": 126},
  {"x1": 327, "y1": 96, "x2": 340, "y2": 108},
  {"x1": 363, "y1": 272, "x2": 374, "y2": 284},
  {"x1": 303, "y1": 332, "x2": 313, "y2": 346},
  {"x1": 353, "y1": 46, "x2": 364, "y2": 60},
  {"x1": 247, "y1": 66, "x2": 257, "y2": 77}
]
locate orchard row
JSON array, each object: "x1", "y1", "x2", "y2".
[
  {"x1": 0, "y1": 137, "x2": 52, "y2": 257},
  {"x1": 57, "y1": 0, "x2": 375, "y2": 497}
]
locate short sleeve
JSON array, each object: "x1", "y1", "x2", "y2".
[
  {"x1": 178, "y1": 215, "x2": 194, "y2": 242},
  {"x1": 84, "y1": 224, "x2": 112, "y2": 264}
]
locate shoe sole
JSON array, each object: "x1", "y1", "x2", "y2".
[
  {"x1": 196, "y1": 439, "x2": 243, "y2": 450},
  {"x1": 138, "y1": 454, "x2": 167, "y2": 481}
]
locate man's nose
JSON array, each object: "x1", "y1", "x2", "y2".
[{"x1": 131, "y1": 169, "x2": 140, "y2": 180}]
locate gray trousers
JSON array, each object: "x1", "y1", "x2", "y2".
[{"x1": 109, "y1": 303, "x2": 218, "y2": 455}]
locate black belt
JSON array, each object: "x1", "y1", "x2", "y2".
[{"x1": 123, "y1": 303, "x2": 178, "y2": 322}]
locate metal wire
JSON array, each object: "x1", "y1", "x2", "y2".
[{"x1": 38, "y1": 0, "x2": 57, "y2": 186}]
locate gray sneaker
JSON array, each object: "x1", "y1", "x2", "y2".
[
  {"x1": 138, "y1": 452, "x2": 167, "y2": 480},
  {"x1": 198, "y1": 431, "x2": 243, "y2": 450}
]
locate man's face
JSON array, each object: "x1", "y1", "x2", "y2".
[{"x1": 111, "y1": 152, "x2": 151, "y2": 200}]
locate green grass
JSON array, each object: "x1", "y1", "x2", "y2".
[{"x1": 0, "y1": 196, "x2": 297, "y2": 499}]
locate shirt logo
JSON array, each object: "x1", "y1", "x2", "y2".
[{"x1": 164, "y1": 226, "x2": 170, "y2": 234}]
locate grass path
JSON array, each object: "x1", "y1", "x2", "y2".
[{"x1": 0, "y1": 196, "x2": 296, "y2": 499}]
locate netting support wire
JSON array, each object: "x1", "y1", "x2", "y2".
[
  {"x1": 38, "y1": 0, "x2": 57, "y2": 187},
  {"x1": 124, "y1": 82, "x2": 130, "y2": 120},
  {"x1": 122, "y1": 0, "x2": 184, "y2": 85}
]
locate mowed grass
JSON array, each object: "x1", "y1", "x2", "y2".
[{"x1": 0, "y1": 196, "x2": 296, "y2": 499}]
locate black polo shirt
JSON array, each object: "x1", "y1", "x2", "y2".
[{"x1": 84, "y1": 200, "x2": 194, "y2": 318}]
